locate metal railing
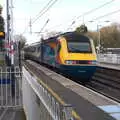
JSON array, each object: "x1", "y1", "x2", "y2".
[
  {"x1": 0, "y1": 66, "x2": 22, "y2": 108},
  {"x1": 97, "y1": 54, "x2": 120, "y2": 64},
  {"x1": 23, "y1": 66, "x2": 74, "y2": 120}
]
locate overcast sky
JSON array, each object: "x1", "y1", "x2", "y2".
[{"x1": 1, "y1": 0, "x2": 120, "y2": 44}]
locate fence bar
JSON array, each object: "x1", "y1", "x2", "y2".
[
  {"x1": 0, "y1": 66, "x2": 22, "y2": 108},
  {"x1": 23, "y1": 67, "x2": 74, "y2": 120},
  {"x1": 97, "y1": 54, "x2": 120, "y2": 64}
]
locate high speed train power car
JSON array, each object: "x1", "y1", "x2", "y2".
[{"x1": 24, "y1": 32, "x2": 97, "y2": 82}]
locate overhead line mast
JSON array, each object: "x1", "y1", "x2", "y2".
[{"x1": 24, "y1": 0, "x2": 59, "y2": 35}]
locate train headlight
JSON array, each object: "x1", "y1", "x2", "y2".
[
  {"x1": 65, "y1": 60, "x2": 71, "y2": 64},
  {"x1": 88, "y1": 60, "x2": 97, "y2": 64},
  {"x1": 65, "y1": 60, "x2": 76, "y2": 65}
]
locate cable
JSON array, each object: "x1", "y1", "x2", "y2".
[
  {"x1": 46, "y1": 9, "x2": 120, "y2": 32},
  {"x1": 38, "y1": 19, "x2": 50, "y2": 34},
  {"x1": 22, "y1": 0, "x2": 58, "y2": 34},
  {"x1": 67, "y1": 0, "x2": 115, "y2": 30},
  {"x1": 31, "y1": 0, "x2": 54, "y2": 23},
  {"x1": 76, "y1": 0, "x2": 115, "y2": 20},
  {"x1": 89, "y1": 9, "x2": 120, "y2": 21},
  {"x1": 22, "y1": 0, "x2": 115, "y2": 34},
  {"x1": 31, "y1": 0, "x2": 58, "y2": 24}
]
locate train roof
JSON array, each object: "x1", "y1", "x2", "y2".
[
  {"x1": 25, "y1": 32, "x2": 91, "y2": 48},
  {"x1": 42, "y1": 32, "x2": 91, "y2": 43}
]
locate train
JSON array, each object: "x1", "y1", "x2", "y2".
[{"x1": 24, "y1": 32, "x2": 97, "y2": 82}]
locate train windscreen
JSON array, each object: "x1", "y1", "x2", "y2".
[{"x1": 67, "y1": 41, "x2": 92, "y2": 53}]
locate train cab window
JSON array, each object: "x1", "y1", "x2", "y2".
[{"x1": 67, "y1": 41, "x2": 92, "y2": 53}]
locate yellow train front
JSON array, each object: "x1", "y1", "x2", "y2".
[{"x1": 42, "y1": 32, "x2": 97, "y2": 82}]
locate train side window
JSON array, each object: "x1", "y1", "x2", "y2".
[
  {"x1": 49, "y1": 48, "x2": 55, "y2": 56},
  {"x1": 38, "y1": 46, "x2": 41, "y2": 52},
  {"x1": 30, "y1": 47, "x2": 35, "y2": 52}
]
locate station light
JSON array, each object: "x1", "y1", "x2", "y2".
[{"x1": 0, "y1": 32, "x2": 5, "y2": 39}]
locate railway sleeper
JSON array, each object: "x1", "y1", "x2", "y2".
[{"x1": 92, "y1": 76, "x2": 120, "y2": 90}]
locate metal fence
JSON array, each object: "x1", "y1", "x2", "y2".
[
  {"x1": 97, "y1": 54, "x2": 120, "y2": 64},
  {"x1": 0, "y1": 66, "x2": 22, "y2": 108},
  {"x1": 23, "y1": 67, "x2": 74, "y2": 120}
]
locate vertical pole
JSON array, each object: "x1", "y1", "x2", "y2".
[
  {"x1": 61, "y1": 105, "x2": 73, "y2": 120},
  {"x1": 82, "y1": 15, "x2": 84, "y2": 24},
  {"x1": 98, "y1": 29, "x2": 101, "y2": 54},
  {"x1": 18, "y1": 41, "x2": 21, "y2": 70},
  {"x1": 6, "y1": 0, "x2": 10, "y2": 65},
  {"x1": 97, "y1": 24, "x2": 101, "y2": 54},
  {"x1": 10, "y1": 0, "x2": 14, "y2": 66},
  {"x1": 11, "y1": 0, "x2": 15, "y2": 97},
  {"x1": 6, "y1": 0, "x2": 9, "y2": 44},
  {"x1": 8, "y1": 0, "x2": 15, "y2": 97},
  {"x1": 29, "y1": 17, "x2": 32, "y2": 34}
]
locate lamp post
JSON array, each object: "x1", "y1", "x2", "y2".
[
  {"x1": 89, "y1": 20, "x2": 110, "y2": 54},
  {"x1": 97, "y1": 24, "x2": 102, "y2": 54}
]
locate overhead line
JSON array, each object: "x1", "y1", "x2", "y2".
[
  {"x1": 66, "y1": 0, "x2": 115, "y2": 30},
  {"x1": 31, "y1": 0, "x2": 58, "y2": 24},
  {"x1": 90, "y1": 9, "x2": 120, "y2": 21},
  {"x1": 22, "y1": 0, "x2": 58, "y2": 34},
  {"x1": 31, "y1": 0, "x2": 54, "y2": 23},
  {"x1": 76, "y1": 0, "x2": 115, "y2": 20},
  {"x1": 38, "y1": 19, "x2": 50, "y2": 35},
  {"x1": 37, "y1": 9, "x2": 120, "y2": 33}
]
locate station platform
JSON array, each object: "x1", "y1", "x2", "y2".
[
  {"x1": 0, "y1": 108, "x2": 26, "y2": 120},
  {"x1": 98, "y1": 62, "x2": 120, "y2": 70},
  {"x1": 24, "y1": 60, "x2": 120, "y2": 120}
]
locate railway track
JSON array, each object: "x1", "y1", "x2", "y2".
[
  {"x1": 25, "y1": 60, "x2": 120, "y2": 103},
  {"x1": 86, "y1": 67, "x2": 120, "y2": 103}
]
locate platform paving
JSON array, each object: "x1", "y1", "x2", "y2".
[
  {"x1": 25, "y1": 60, "x2": 117, "y2": 120},
  {"x1": 98, "y1": 62, "x2": 120, "y2": 70}
]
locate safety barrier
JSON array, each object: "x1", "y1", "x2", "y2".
[
  {"x1": 0, "y1": 66, "x2": 22, "y2": 108},
  {"x1": 23, "y1": 66, "x2": 74, "y2": 120},
  {"x1": 97, "y1": 54, "x2": 120, "y2": 64}
]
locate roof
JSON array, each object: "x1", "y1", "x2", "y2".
[{"x1": 42, "y1": 32, "x2": 90, "y2": 43}]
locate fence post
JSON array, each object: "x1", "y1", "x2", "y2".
[
  {"x1": 11, "y1": 65, "x2": 15, "y2": 97},
  {"x1": 61, "y1": 104, "x2": 73, "y2": 120}
]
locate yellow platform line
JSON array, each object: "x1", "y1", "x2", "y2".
[{"x1": 24, "y1": 64, "x2": 81, "y2": 120}]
